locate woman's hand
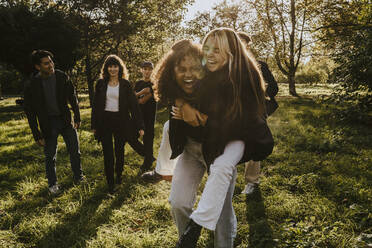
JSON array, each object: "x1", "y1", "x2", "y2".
[
  {"x1": 171, "y1": 102, "x2": 208, "y2": 127},
  {"x1": 171, "y1": 106, "x2": 183, "y2": 120}
]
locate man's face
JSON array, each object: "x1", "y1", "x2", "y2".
[
  {"x1": 141, "y1": 66, "x2": 153, "y2": 81},
  {"x1": 35, "y1": 56, "x2": 54, "y2": 77},
  {"x1": 174, "y1": 55, "x2": 204, "y2": 94}
]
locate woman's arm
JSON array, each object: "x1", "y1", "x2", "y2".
[
  {"x1": 171, "y1": 99, "x2": 208, "y2": 127},
  {"x1": 136, "y1": 87, "x2": 153, "y2": 104}
]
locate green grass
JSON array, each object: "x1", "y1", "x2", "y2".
[{"x1": 0, "y1": 87, "x2": 371, "y2": 248}]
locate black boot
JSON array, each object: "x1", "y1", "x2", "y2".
[
  {"x1": 141, "y1": 170, "x2": 162, "y2": 183},
  {"x1": 176, "y1": 219, "x2": 202, "y2": 248}
]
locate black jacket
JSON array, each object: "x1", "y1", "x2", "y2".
[
  {"x1": 91, "y1": 78, "x2": 144, "y2": 142},
  {"x1": 258, "y1": 61, "x2": 279, "y2": 116},
  {"x1": 23, "y1": 69, "x2": 80, "y2": 141},
  {"x1": 169, "y1": 66, "x2": 274, "y2": 167}
]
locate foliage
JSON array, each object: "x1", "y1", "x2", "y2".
[
  {"x1": 294, "y1": 58, "x2": 335, "y2": 85},
  {"x1": 185, "y1": 0, "x2": 323, "y2": 96},
  {"x1": 0, "y1": 3, "x2": 81, "y2": 75},
  {"x1": 56, "y1": 0, "x2": 193, "y2": 106},
  {"x1": 0, "y1": 88, "x2": 371, "y2": 247},
  {"x1": 185, "y1": 0, "x2": 252, "y2": 42},
  {"x1": 0, "y1": 65, "x2": 24, "y2": 95},
  {"x1": 317, "y1": 0, "x2": 372, "y2": 123}
]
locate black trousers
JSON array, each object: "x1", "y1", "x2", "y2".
[
  {"x1": 101, "y1": 111, "x2": 125, "y2": 187},
  {"x1": 140, "y1": 103, "x2": 156, "y2": 166}
]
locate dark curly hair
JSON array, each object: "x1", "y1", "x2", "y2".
[
  {"x1": 99, "y1": 54, "x2": 129, "y2": 81},
  {"x1": 152, "y1": 40, "x2": 204, "y2": 104}
]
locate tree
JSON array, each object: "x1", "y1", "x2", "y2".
[
  {"x1": 246, "y1": 0, "x2": 319, "y2": 96},
  {"x1": 185, "y1": 0, "x2": 253, "y2": 42},
  {"x1": 0, "y1": 3, "x2": 81, "y2": 76},
  {"x1": 316, "y1": 0, "x2": 371, "y2": 121},
  {"x1": 57, "y1": 0, "x2": 193, "y2": 106},
  {"x1": 185, "y1": 0, "x2": 319, "y2": 96}
]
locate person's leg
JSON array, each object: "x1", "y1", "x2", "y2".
[
  {"x1": 142, "y1": 105, "x2": 156, "y2": 169},
  {"x1": 101, "y1": 130, "x2": 115, "y2": 192},
  {"x1": 113, "y1": 132, "x2": 125, "y2": 184},
  {"x1": 214, "y1": 168, "x2": 238, "y2": 248},
  {"x1": 127, "y1": 137, "x2": 145, "y2": 157},
  {"x1": 142, "y1": 120, "x2": 176, "y2": 182},
  {"x1": 61, "y1": 125, "x2": 83, "y2": 181},
  {"x1": 155, "y1": 120, "x2": 178, "y2": 176},
  {"x1": 169, "y1": 139, "x2": 205, "y2": 236},
  {"x1": 244, "y1": 160, "x2": 260, "y2": 184},
  {"x1": 190, "y1": 140, "x2": 244, "y2": 231},
  {"x1": 242, "y1": 160, "x2": 261, "y2": 194},
  {"x1": 43, "y1": 118, "x2": 59, "y2": 188}
]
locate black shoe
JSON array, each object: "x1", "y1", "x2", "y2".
[
  {"x1": 141, "y1": 170, "x2": 162, "y2": 183},
  {"x1": 176, "y1": 219, "x2": 202, "y2": 248}
]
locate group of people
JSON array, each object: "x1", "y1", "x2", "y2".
[{"x1": 23, "y1": 27, "x2": 278, "y2": 247}]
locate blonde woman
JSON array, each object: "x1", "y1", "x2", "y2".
[{"x1": 169, "y1": 28, "x2": 274, "y2": 247}]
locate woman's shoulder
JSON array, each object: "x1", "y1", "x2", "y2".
[{"x1": 119, "y1": 78, "x2": 131, "y2": 88}]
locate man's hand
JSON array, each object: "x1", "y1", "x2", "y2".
[
  {"x1": 138, "y1": 97, "x2": 146, "y2": 104},
  {"x1": 136, "y1": 87, "x2": 151, "y2": 98},
  {"x1": 92, "y1": 129, "x2": 96, "y2": 135},
  {"x1": 36, "y1": 139, "x2": 45, "y2": 147},
  {"x1": 74, "y1": 121, "x2": 80, "y2": 129},
  {"x1": 139, "y1": 129, "x2": 145, "y2": 137}
]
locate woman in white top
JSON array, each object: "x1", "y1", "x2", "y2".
[{"x1": 91, "y1": 55, "x2": 144, "y2": 194}]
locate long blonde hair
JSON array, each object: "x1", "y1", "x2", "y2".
[{"x1": 202, "y1": 28, "x2": 267, "y2": 119}]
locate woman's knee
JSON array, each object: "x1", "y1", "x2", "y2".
[{"x1": 169, "y1": 197, "x2": 192, "y2": 212}]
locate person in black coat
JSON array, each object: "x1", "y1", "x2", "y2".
[
  {"x1": 91, "y1": 55, "x2": 144, "y2": 194},
  {"x1": 24, "y1": 50, "x2": 84, "y2": 195},
  {"x1": 168, "y1": 29, "x2": 274, "y2": 247},
  {"x1": 238, "y1": 31, "x2": 279, "y2": 194}
]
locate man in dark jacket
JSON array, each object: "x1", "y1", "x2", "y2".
[
  {"x1": 24, "y1": 50, "x2": 84, "y2": 195},
  {"x1": 238, "y1": 32, "x2": 279, "y2": 194},
  {"x1": 133, "y1": 61, "x2": 157, "y2": 170}
]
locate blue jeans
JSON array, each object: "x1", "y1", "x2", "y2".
[{"x1": 44, "y1": 116, "x2": 82, "y2": 187}]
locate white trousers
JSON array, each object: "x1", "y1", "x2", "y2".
[
  {"x1": 169, "y1": 138, "x2": 244, "y2": 248},
  {"x1": 154, "y1": 120, "x2": 178, "y2": 176},
  {"x1": 155, "y1": 122, "x2": 261, "y2": 184}
]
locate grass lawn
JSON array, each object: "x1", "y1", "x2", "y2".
[{"x1": 0, "y1": 85, "x2": 371, "y2": 248}]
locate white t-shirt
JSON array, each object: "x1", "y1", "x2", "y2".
[{"x1": 105, "y1": 84, "x2": 119, "y2": 112}]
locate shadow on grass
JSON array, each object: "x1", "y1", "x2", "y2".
[
  {"x1": 0, "y1": 104, "x2": 23, "y2": 113},
  {"x1": 33, "y1": 173, "x2": 143, "y2": 248},
  {"x1": 245, "y1": 188, "x2": 275, "y2": 248}
]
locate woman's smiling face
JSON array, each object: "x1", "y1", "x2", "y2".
[
  {"x1": 202, "y1": 36, "x2": 227, "y2": 72},
  {"x1": 174, "y1": 55, "x2": 204, "y2": 94},
  {"x1": 108, "y1": 64, "x2": 119, "y2": 78}
]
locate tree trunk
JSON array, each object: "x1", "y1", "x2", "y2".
[
  {"x1": 85, "y1": 56, "x2": 94, "y2": 107},
  {"x1": 288, "y1": 70, "x2": 298, "y2": 96}
]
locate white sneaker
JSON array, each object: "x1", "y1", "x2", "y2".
[
  {"x1": 49, "y1": 184, "x2": 60, "y2": 195},
  {"x1": 242, "y1": 183, "x2": 257, "y2": 194}
]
